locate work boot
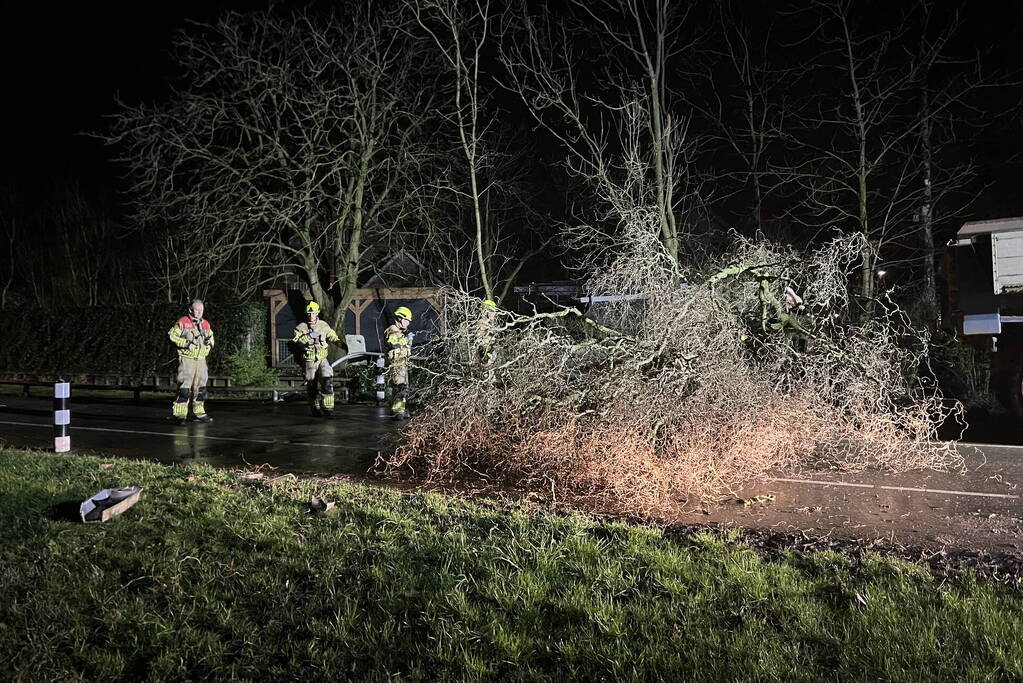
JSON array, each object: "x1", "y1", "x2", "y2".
[
  {"x1": 394, "y1": 411, "x2": 411, "y2": 421},
  {"x1": 169, "y1": 416, "x2": 187, "y2": 426},
  {"x1": 193, "y1": 414, "x2": 213, "y2": 424},
  {"x1": 322, "y1": 410, "x2": 335, "y2": 418},
  {"x1": 311, "y1": 408, "x2": 323, "y2": 417}
]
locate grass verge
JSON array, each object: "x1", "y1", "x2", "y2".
[{"x1": 1, "y1": 448, "x2": 1020, "y2": 681}]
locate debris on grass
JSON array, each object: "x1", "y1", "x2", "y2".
[
  {"x1": 739, "y1": 494, "x2": 776, "y2": 507},
  {"x1": 79, "y1": 486, "x2": 143, "y2": 523},
  {"x1": 309, "y1": 495, "x2": 338, "y2": 516}
]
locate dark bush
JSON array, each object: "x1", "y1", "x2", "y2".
[{"x1": 0, "y1": 303, "x2": 266, "y2": 379}]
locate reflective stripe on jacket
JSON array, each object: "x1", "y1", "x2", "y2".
[
  {"x1": 293, "y1": 320, "x2": 341, "y2": 362},
  {"x1": 384, "y1": 324, "x2": 410, "y2": 365},
  {"x1": 169, "y1": 316, "x2": 214, "y2": 359}
]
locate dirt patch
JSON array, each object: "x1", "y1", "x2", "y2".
[
  {"x1": 238, "y1": 445, "x2": 1023, "y2": 589},
  {"x1": 660, "y1": 522, "x2": 1023, "y2": 591},
  {"x1": 691, "y1": 464, "x2": 1023, "y2": 553}
]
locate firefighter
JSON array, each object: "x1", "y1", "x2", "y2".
[
  {"x1": 168, "y1": 299, "x2": 215, "y2": 424},
  {"x1": 384, "y1": 306, "x2": 414, "y2": 420},
  {"x1": 293, "y1": 301, "x2": 346, "y2": 417},
  {"x1": 477, "y1": 299, "x2": 499, "y2": 368}
]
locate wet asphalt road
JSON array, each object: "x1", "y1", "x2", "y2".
[
  {"x1": 2, "y1": 390, "x2": 1022, "y2": 550},
  {"x1": 0, "y1": 392, "x2": 396, "y2": 475},
  {"x1": 718, "y1": 442, "x2": 1023, "y2": 552}
]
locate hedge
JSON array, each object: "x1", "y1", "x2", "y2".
[{"x1": 0, "y1": 303, "x2": 266, "y2": 379}]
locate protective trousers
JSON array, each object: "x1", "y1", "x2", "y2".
[
  {"x1": 304, "y1": 358, "x2": 335, "y2": 414},
  {"x1": 388, "y1": 363, "x2": 408, "y2": 415},
  {"x1": 173, "y1": 357, "x2": 209, "y2": 419}
]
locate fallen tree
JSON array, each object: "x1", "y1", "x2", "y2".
[{"x1": 382, "y1": 211, "x2": 962, "y2": 515}]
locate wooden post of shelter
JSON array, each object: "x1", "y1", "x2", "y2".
[{"x1": 263, "y1": 289, "x2": 292, "y2": 367}]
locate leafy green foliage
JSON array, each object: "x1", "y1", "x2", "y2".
[
  {"x1": 224, "y1": 344, "x2": 279, "y2": 387},
  {"x1": 349, "y1": 363, "x2": 382, "y2": 401},
  {"x1": 0, "y1": 303, "x2": 265, "y2": 379},
  {"x1": 929, "y1": 331, "x2": 995, "y2": 410}
]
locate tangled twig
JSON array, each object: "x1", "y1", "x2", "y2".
[{"x1": 381, "y1": 216, "x2": 962, "y2": 516}]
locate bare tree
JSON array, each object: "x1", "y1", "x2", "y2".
[
  {"x1": 410, "y1": 0, "x2": 500, "y2": 300},
  {"x1": 107, "y1": 7, "x2": 437, "y2": 326},
  {"x1": 786, "y1": 1, "x2": 911, "y2": 315},
  {"x1": 909, "y1": 2, "x2": 996, "y2": 326},
  {"x1": 0, "y1": 193, "x2": 16, "y2": 310},
  {"x1": 683, "y1": 2, "x2": 797, "y2": 236},
  {"x1": 409, "y1": 0, "x2": 554, "y2": 303},
  {"x1": 0, "y1": 181, "x2": 136, "y2": 308},
  {"x1": 501, "y1": 0, "x2": 702, "y2": 271},
  {"x1": 788, "y1": 1, "x2": 983, "y2": 320}
]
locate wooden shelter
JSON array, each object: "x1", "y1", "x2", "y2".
[{"x1": 263, "y1": 251, "x2": 446, "y2": 367}]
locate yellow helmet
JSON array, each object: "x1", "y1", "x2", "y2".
[
  {"x1": 394, "y1": 306, "x2": 413, "y2": 321},
  {"x1": 483, "y1": 299, "x2": 498, "y2": 311},
  {"x1": 306, "y1": 301, "x2": 321, "y2": 314}
]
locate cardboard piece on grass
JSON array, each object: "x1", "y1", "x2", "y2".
[{"x1": 80, "y1": 487, "x2": 143, "y2": 523}]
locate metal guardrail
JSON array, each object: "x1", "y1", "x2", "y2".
[
  {"x1": 0, "y1": 379, "x2": 321, "y2": 402},
  {"x1": 0, "y1": 353, "x2": 383, "y2": 403}
]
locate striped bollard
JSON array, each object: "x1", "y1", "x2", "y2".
[
  {"x1": 54, "y1": 380, "x2": 71, "y2": 452},
  {"x1": 375, "y1": 356, "x2": 386, "y2": 403}
]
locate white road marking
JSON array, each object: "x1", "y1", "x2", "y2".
[
  {"x1": 958, "y1": 441, "x2": 1023, "y2": 451},
  {"x1": 0, "y1": 420, "x2": 375, "y2": 451},
  {"x1": 766, "y1": 477, "x2": 1020, "y2": 500}
]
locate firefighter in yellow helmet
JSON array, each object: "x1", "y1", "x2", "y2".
[
  {"x1": 384, "y1": 306, "x2": 414, "y2": 420},
  {"x1": 168, "y1": 299, "x2": 215, "y2": 424},
  {"x1": 292, "y1": 301, "x2": 346, "y2": 417}
]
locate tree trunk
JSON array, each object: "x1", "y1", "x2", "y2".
[
  {"x1": 336, "y1": 229, "x2": 362, "y2": 348},
  {"x1": 919, "y1": 87, "x2": 938, "y2": 327},
  {"x1": 858, "y1": 142, "x2": 874, "y2": 320},
  {"x1": 648, "y1": 74, "x2": 678, "y2": 267},
  {"x1": 456, "y1": 48, "x2": 493, "y2": 300},
  {"x1": 1, "y1": 220, "x2": 15, "y2": 310},
  {"x1": 329, "y1": 144, "x2": 373, "y2": 340},
  {"x1": 470, "y1": 163, "x2": 493, "y2": 300},
  {"x1": 857, "y1": 156, "x2": 876, "y2": 318}
]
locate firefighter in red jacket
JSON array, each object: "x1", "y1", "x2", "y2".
[{"x1": 168, "y1": 299, "x2": 215, "y2": 424}]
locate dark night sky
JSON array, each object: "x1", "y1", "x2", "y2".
[
  {"x1": 1, "y1": 1, "x2": 269, "y2": 184},
  {"x1": 2, "y1": 1, "x2": 1022, "y2": 214}
]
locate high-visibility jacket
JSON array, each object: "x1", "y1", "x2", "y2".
[
  {"x1": 169, "y1": 316, "x2": 215, "y2": 360},
  {"x1": 384, "y1": 324, "x2": 411, "y2": 366},
  {"x1": 293, "y1": 320, "x2": 341, "y2": 362},
  {"x1": 476, "y1": 315, "x2": 498, "y2": 364}
]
